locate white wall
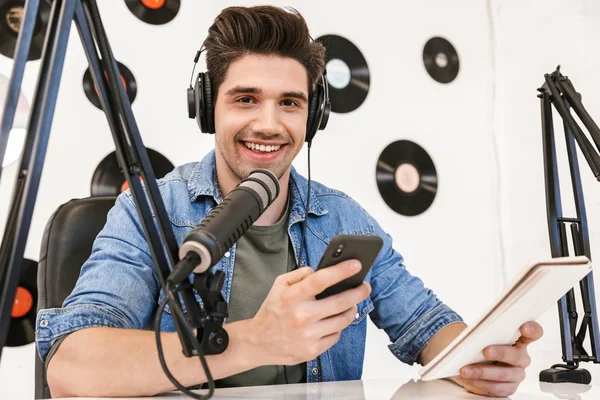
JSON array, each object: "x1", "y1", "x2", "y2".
[
  {"x1": 487, "y1": 0, "x2": 600, "y2": 384},
  {"x1": 1, "y1": 0, "x2": 600, "y2": 398}
]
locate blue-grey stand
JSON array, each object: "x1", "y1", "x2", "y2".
[
  {"x1": 0, "y1": 1, "x2": 218, "y2": 398},
  {"x1": 538, "y1": 66, "x2": 600, "y2": 384}
]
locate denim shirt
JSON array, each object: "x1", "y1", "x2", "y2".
[{"x1": 35, "y1": 149, "x2": 463, "y2": 383}]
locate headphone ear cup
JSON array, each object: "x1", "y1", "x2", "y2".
[
  {"x1": 195, "y1": 73, "x2": 208, "y2": 133},
  {"x1": 187, "y1": 86, "x2": 196, "y2": 119},
  {"x1": 319, "y1": 99, "x2": 331, "y2": 131},
  {"x1": 203, "y1": 73, "x2": 215, "y2": 134},
  {"x1": 306, "y1": 90, "x2": 320, "y2": 143}
]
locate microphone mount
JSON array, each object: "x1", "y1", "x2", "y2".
[{"x1": 538, "y1": 66, "x2": 600, "y2": 384}]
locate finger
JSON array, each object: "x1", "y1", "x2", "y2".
[
  {"x1": 316, "y1": 330, "x2": 342, "y2": 356},
  {"x1": 460, "y1": 365, "x2": 526, "y2": 383},
  {"x1": 458, "y1": 378, "x2": 518, "y2": 398},
  {"x1": 515, "y1": 322, "x2": 544, "y2": 348},
  {"x1": 290, "y1": 259, "x2": 362, "y2": 299},
  {"x1": 310, "y1": 305, "x2": 357, "y2": 338},
  {"x1": 483, "y1": 345, "x2": 531, "y2": 368},
  {"x1": 311, "y1": 282, "x2": 371, "y2": 321},
  {"x1": 271, "y1": 267, "x2": 314, "y2": 299},
  {"x1": 276, "y1": 266, "x2": 314, "y2": 287}
]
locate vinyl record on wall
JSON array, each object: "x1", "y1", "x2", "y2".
[
  {"x1": 82, "y1": 61, "x2": 137, "y2": 110},
  {"x1": 423, "y1": 36, "x2": 459, "y2": 84},
  {"x1": 124, "y1": 0, "x2": 180, "y2": 25},
  {"x1": 0, "y1": 0, "x2": 50, "y2": 61},
  {"x1": 90, "y1": 148, "x2": 175, "y2": 196},
  {"x1": 6, "y1": 258, "x2": 38, "y2": 347},
  {"x1": 316, "y1": 34, "x2": 370, "y2": 114},
  {"x1": 376, "y1": 140, "x2": 438, "y2": 217}
]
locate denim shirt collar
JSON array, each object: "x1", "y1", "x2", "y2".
[{"x1": 186, "y1": 149, "x2": 328, "y2": 223}]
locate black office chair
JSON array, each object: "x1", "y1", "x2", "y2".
[{"x1": 35, "y1": 196, "x2": 117, "y2": 399}]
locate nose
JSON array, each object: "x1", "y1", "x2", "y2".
[{"x1": 252, "y1": 102, "x2": 282, "y2": 136}]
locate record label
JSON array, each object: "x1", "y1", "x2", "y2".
[
  {"x1": 82, "y1": 61, "x2": 137, "y2": 110},
  {"x1": 317, "y1": 34, "x2": 370, "y2": 114},
  {"x1": 7, "y1": 258, "x2": 37, "y2": 347},
  {"x1": 376, "y1": 140, "x2": 437, "y2": 216},
  {"x1": 90, "y1": 148, "x2": 175, "y2": 197},
  {"x1": 125, "y1": 0, "x2": 180, "y2": 25},
  {"x1": 423, "y1": 36, "x2": 459, "y2": 84},
  {"x1": 0, "y1": 0, "x2": 50, "y2": 61}
]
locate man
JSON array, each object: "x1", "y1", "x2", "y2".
[{"x1": 35, "y1": 5, "x2": 542, "y2": 398}]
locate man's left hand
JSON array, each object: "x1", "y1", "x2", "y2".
[{"x1": 451, "y1": 321, "x2": 544, "y2": 397}]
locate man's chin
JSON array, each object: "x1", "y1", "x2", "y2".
[
  {"x1": 225, "y1": 148, "x2": 294, "y2": 181},
  {"x1": 235, "y1": 163, "x2": 289, "y2": 181},
  {"x1": 248, "y1": 167, "x2": 287, "y2": 180}
]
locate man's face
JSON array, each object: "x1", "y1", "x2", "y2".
[{"x1": 213, "y1": 54, "x2": 309, "y2": 181}]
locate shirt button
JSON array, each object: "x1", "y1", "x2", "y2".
[
  {"x1": 311, "y1": 367, "x2": 319, "y2": 376},
  {"x1": 224, "y1": 251, "x2": 230, "y2": 257},
  {"x1": 40, "y1": 319, "x2": 48, "y2": 328},
  {"x1": 355, "y1": 312, "x2": 360, "y2": 320}
]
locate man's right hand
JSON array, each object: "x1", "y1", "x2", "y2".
[{"x1": 247, "y1": 259, "x2": 371, "y2": 366}]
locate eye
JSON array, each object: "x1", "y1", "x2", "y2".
[
  {"x1": 282, "y1": 99, "x2": 299, "y2": 107},
  {"x1": 236, "y1": 96, "x2": 254, "y2": 104}
]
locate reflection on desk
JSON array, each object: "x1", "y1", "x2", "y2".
[{"x1": 54, "y1": 376, "x2": 600, "y2": 400}]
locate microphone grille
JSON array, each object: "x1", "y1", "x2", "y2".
[{"x1": 240, "y1": 169, "x2": 280, "y2": 210}]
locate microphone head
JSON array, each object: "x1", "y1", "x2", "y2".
[{"x1": 239, "y1": 169, "x2": 280, "y2": 211}]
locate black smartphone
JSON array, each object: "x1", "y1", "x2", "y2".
[{"x1": 314, "y1": 234, "x2": 383, "y2": 300}]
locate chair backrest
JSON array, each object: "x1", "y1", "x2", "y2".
[{"x1": 35, "y1": 196, "x2": 117, "y2": 399}]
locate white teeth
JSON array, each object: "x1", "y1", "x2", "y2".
[{"x1": 244, "y1": 142, "x2": 281, "y2": 152}]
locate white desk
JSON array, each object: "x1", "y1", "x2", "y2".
[
  {"x1": 54, "y1": 377, "x2": 600, "y2": 399},
  {"x1": 48, "y1": 345, "x2": 600, "y2": 399}
]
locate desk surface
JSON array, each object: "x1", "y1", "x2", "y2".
[{"x1": 55, "y1": 377, "x2": 600, "y2": 399}]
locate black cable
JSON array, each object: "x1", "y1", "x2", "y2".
[
  {"x1": 283, "y1": 141, "x2": 313, "y2": 385},
  {"x1": 298, "y1": 141, "x2": 312, "y2": 268},
  {"x1": 155, "y1": 282, "x2": 215, "y2": 399},
  {"x1": 85, "y1": 1, "x2": 217, "y2": 397},
  {"x1": 551, "y1": 362, "x2": 580, "y2": 370}
]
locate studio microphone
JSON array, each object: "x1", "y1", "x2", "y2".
[{"x1": 167, "y1": 169, "x2": 280, "y2": 284}]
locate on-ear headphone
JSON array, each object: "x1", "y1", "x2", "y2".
[{"x1": 187, "y1": 48, "x2": 330, "y2": 143}]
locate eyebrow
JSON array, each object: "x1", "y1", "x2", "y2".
[
  {"x1": 224, "y1": 86, "x2": 308, "y2": 103},
  {"x1": 282, "y1": 91, "x2": 308, "y2": 103}
]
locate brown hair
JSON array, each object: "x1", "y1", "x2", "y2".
[{"x1": 202, "y1": 5, "x2": 325, "y2": 100}]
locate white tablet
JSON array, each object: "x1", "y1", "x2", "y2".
[{"x1": 418, "y1": 256, "x2": 593, "y2": 381}]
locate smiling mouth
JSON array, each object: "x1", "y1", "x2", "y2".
[{"x1": 241, "y1": 141, "x2": 286, "y2": 153}]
